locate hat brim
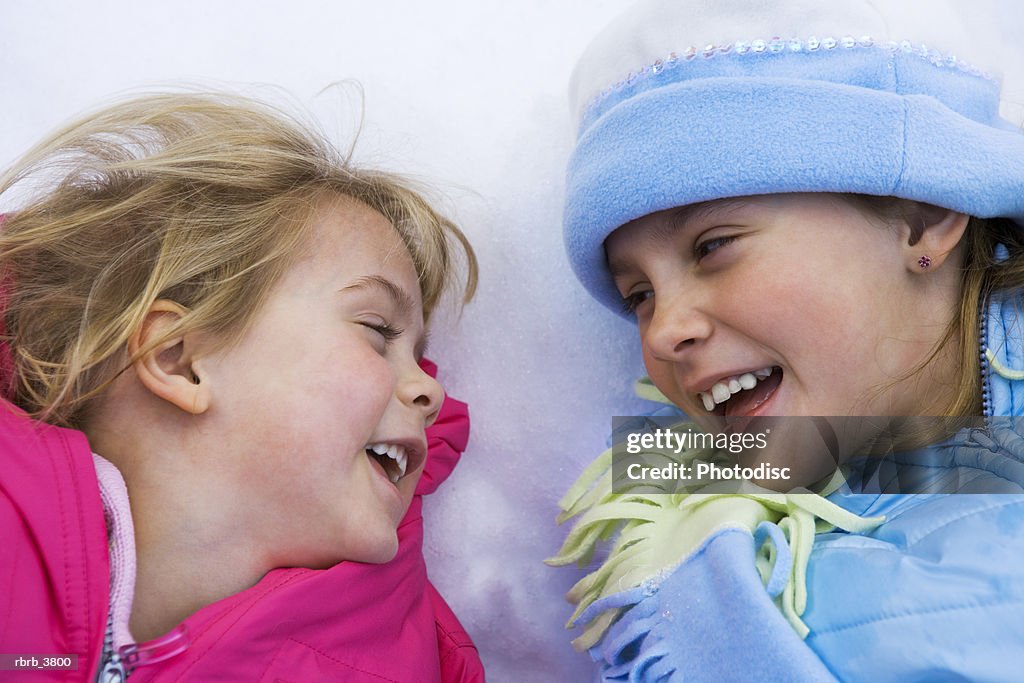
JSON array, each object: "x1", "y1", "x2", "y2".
[{"x1": 564, "y1": 77, "x2": 1024, "y2": 314}]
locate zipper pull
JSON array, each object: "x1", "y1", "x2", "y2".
[
  {"x1": 98, "y1": 655, "x2": 127, "y2": 683},
  {"x1": 118, "y1": 625, "x2": 190, "y2": 675}
]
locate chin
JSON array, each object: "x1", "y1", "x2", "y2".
[
  {"x1": 350, "y1": 534, "x2": 400, "y2": 565},
  {"x1": 296, "y1": 531, "x2": 400, "y2": 569}
]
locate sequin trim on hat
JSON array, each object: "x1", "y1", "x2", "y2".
[{"x1": 586, "y1": 37, "x2": 994, "y2": 122}]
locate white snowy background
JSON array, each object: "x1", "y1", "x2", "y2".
[{"x1": 1, "y1": 2, "x2": 1022, "y2": 681}]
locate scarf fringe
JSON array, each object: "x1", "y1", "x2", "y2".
[{"x1": 548, "y1": 416, "x2": 884, "y2": 650}]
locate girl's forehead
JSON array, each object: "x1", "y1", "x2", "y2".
[
  {"x1": 303, "y1": 202, "x2": 401, "y2": 260},
  {"x1": 615, "y1": 193, "x2": 852, "y2": 241},
  {"x1": 608, "y1": 196, "x2": 760, "y2": 251},
  {"x1": 277, "y1": 200, "x2": 415, "y2": 296},
  {"x1": 308, "y1": 196, "x2": 392, "y2": 241},
  {"x1": 605, "y1": 193, "x2": 866, "y2": 271},
  {"x1": 664, "y1": 197, "x2": 760, "y2": 229}
]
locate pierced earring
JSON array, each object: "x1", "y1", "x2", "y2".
[{"x1": 918, "y1": 255, "x2": 932, "y2": 269}]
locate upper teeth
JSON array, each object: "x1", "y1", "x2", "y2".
[
  {"x1": 698, "y1": 367, "x2": 774, "y2": 412},
  {"x1": 367, "y1": 442, "x2": 408, "y2": 483}
]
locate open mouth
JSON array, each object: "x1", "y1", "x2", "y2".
[
  {"x1": 364, "y1": 442, "x2": 409, "y2": 484},
  {"x1": 697, "y1": 366, "x2": 782, "y2": 417}
]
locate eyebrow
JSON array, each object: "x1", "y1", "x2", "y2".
[
  {"x1": 665, "y1": 197, "x2": 751, "y2": 234},
  {"x1": 340, "y1": 275, "x2": 416, "y2": 317},
  {"x1": 607, "y1": 198, "x2": 753, "y2": 279},
  {"x1": 340, "y1": 275, "x2": 429, "y2": 358},
  {"x1": 607, "y1": 257, "x2": 637, "y2": 280}
]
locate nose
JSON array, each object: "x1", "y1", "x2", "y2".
[
  {"x1": 398, "y1": 361, "x2": 445, "y2": 426},
  {"x1": 643, "y1": 291, "x2": 713, "y2": 361}
]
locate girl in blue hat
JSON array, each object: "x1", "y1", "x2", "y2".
[{"x1": 550, "y1": 1, "x2": 1024, "y2": 680}]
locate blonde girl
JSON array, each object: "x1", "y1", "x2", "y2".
[{"x1": 0, "y1": 92, "x2": 482, "y2": 681}]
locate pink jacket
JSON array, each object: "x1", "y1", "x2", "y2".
[{"x1": 0, "y1": 360, "x2": 484, "y2": 681}]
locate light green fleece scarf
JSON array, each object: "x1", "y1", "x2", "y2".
[{"x1": 546, "y1": 379, "x2": 885, "y2": 651}]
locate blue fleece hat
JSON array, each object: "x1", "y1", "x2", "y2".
[{"x1": 564, "y1": 0, "x2": 1024, "y2": 313}]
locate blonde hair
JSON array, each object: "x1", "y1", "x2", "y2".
[
  {"x1": 942, "y1": 215, "x2": 1023, "y2": 416},
  {"x1": 0, "y1": 92, "x2": 477, "y2": 426}
]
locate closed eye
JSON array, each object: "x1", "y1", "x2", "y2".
[{"x1": 361, "y1": 321, "x2": 403, "y2": 344}]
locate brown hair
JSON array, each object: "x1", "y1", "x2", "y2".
[
  {"x1": 0, "y1": 92, "x2": 477, "y2": 427},
  {"x1": 848, "y1": 195, "x2": 1024, "y2": 416}
]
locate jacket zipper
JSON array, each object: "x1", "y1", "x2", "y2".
[
  {"x1": 97, "y1": 612, "x2": 127, "y2": 682},
  {"x1": 95, "y1": 613, "x2": 189, "y2": 681},
  {"x1": 979, "y1": 291, "x2": 992, "y2": 421}
]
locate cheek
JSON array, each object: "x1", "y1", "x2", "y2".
[
  {"x1": 716, "y1": 253, "x2": 841, "y2": 346},
  {"x1": 738, "y1": 259, "x2": 887, "y2": 391},
  {"x1": 243, "y1": 339, "x2": 395, "y2": 443},
  {"x1": 339, "y1": 343, "x2": 396, "y2": 396},
  {"x1": 311, "y1": 345, "x2": 395, "y2": 425}
]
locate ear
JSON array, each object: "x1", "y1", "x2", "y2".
[
  {"x1": 900, "y1": 204, "x2": 970, "y2": 273},
  {"x1": 129, "y1": 300, "x2": 211, "y2": 415}
]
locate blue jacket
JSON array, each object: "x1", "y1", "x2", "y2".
[{"x1": 567, "y1": 293, "x2": 1024, "y2": 682}]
